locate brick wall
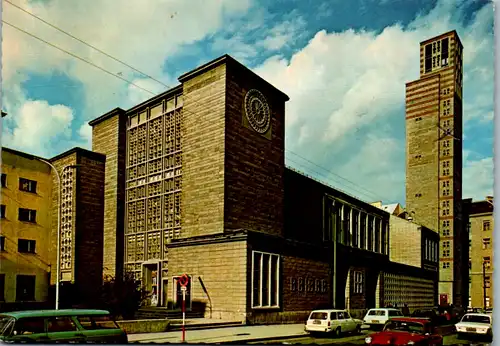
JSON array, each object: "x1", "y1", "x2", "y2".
[
  {"x1": 74, "y1": 155, "x2": 105, "y2": 300},
  {"x1": 282, "y1": 255, "x2": 330, "y2": 311},
  {"x1": 91, "y1": 109, "x2": 127, "y2": 278},
  {"x1": 224, "y1": 62, "x2": 286, "y2": 236},
  {"x1": 405, "y1": 74, "x2": 441, "y2": 232},
  {"x1": 167, "y1": 239, "x2": 247, "y2": 321},
  {"x1": 181, "y1": 64, "x2": 226, "y2": 238}
]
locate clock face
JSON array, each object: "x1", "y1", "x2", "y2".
[{"x1": 244, "y1": 89, "x2": 271, "y2": 134}]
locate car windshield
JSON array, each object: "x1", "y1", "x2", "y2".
[
  {"x1": 0, "y1": 316, "x2": 15, "y2": 336},
  {"x1": 310, "y1": 312, "x2": 328, "y2": 320},
  {"x1": 384, "y1": 321, "x2": 425, "y2": 334},
  {"x1": 461, "y1": 315, "x2": 490, "y2": 324},
  {"x1": 368, "y1": 310, "x2": 386, "y2": 316}
]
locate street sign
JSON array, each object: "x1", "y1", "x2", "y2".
[
  {"x1": 179, "y1": 273, "x2": 189, "y2": 287},
  {"x1": 181, "y1": 286, "x2": 187, "y2": 292}
]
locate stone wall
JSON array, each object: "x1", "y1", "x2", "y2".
[
  {"x1": 223, "y1": 60, "x2": 286, "y2": 237},
  {"x1": 90, "y1": 109, "x2": 127, "y2": 278},
  {"x1": 167, "y1": 238, "x2": 248, "y2": 322},
  {"x1": 74, "y1": 154, "x2": 106, "y2": 300},
  {"x1": 180, "y1": 64, "x2": 227, "y2": 238}
]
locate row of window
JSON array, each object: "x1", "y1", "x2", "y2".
[
  {"x1": 0, "y1": 236, "x2": 36, "y2": 253},
  {"x1": 1, "y1": 174, "x2": 38, "y2": 193},
  {"x1": 326, "y1": 201, "x2": 388, "y2": 255},
  {"x1": 0, "y1": 206, "x2": 37, "y2": 223},
  {"x1": 0, "y1": 274, "x2": 35, "y2": 301},
  {"x1": 424, "y1": 239, "x2": 439, "y2": 262},
  {"x1": 466, "y1": 257, "x2": 491, "y2": 271}
]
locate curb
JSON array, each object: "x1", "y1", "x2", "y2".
[
  {"x1": 217, "y1": 333, "x2": 308, "y2": 344},
  {"x1": 168, "y1": 322, "x2": 244, "y2": 332}
]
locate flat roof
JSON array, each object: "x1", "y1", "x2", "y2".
[
  {"x1": 50, "y1": 147, "x2": 106, "y2": 163},
  {"x1": 1, "y1": 147, "x2": 48, "y2": 161}
]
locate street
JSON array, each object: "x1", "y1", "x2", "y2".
[{"x1": 251, "y1": 331, "x2": 493, "y2": 345}]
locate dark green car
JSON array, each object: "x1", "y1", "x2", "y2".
[{"x1": 0, "y1": 309, "x2": 127, "y2": 343}]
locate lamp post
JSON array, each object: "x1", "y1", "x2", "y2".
[{"x1": 38, "y1": 159, "x2": 79, "y2": 310}]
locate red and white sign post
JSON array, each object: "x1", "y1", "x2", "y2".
[{"x1": 179, "y1": 274, "x2": 189, "y2": 343}]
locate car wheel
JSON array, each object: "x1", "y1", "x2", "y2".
[
  {"x1": 334, "y1": 327, "x2": 341, "y2": 338},
  {"x1": 355, "y1": 325, "x2": 361, "y2": 335}
]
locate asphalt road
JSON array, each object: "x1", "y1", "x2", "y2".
[{"x1": 251, "y1": 332, "x2": 493, "y2": 345}]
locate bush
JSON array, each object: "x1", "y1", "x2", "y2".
[{"x1": 100, "y1": 272, "x2": 147, "y2": 320}]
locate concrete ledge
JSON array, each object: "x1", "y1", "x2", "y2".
[
  {"x1": 117, "y1": 319, "x2": 170, "y2": 334},
  {"x1": 218, "y1": 333, "x2": 308, "y2": 344}
]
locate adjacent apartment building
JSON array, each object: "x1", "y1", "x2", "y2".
[
  {"x1": 467, "y1": 196, "x2": 494, "y2": 308},
  {"x1": 0, "y1": 148, "x2": 53, "y2": 306},
  {"x1": 405, "y1": 30, "x2": 468, "y2": 307},
  {"x1": 0, "y1": 146, "x2": 106, "y2": 310}
]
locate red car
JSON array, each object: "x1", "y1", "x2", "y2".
[{"x1": 365, "y1": 317, "x2": 443, "y2": 346}]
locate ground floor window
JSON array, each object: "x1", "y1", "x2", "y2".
[
  {"x1": 16, "y1": 275, "x2": 35, "y2": 301},
  {"x1": 252, "y1": 251, "x2": 280, "y2": 308},
  {"x1": 353, "y1": 271, "x2": 364, "y2": 294}
]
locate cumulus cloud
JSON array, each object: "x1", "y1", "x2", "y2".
[
  {"x1": 2, "y1": 100, "x2": 75, "y2": 157},
  {"x1": 463, "y1": 156, "x2": 494, "y2": 201},
  {"x1": 253, "y1": 0, "x2": 494, "y2": 204}
]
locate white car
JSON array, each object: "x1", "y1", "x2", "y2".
[
  {"x1": 455, "y1": 313, "x2": 493, "y2": 339},
  {"x1": 363, "y1": 308, "x2": 404, "y2": 328},
  {"x1": 305, "y1": 309, "x2": 363, "y2": 336}
]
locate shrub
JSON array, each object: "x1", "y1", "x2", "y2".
[{"x1": 100, "y1": 272, "x2": 147, "y2": 320}]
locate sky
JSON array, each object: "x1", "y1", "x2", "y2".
[{"x1": 1, "y1": 0, "x2": 494, "y2": 206}]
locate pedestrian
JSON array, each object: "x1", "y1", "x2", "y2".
[{"x1": 402, "y1": 303, "x2": 410, "y2": 316}]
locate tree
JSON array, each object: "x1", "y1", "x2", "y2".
[{"x1": 100, "y1": 272, "x2": 147, "y2": 320}]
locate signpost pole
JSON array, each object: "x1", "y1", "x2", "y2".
[{"x1": 182, "y1": 286, "x2": 186, "y2": 343}]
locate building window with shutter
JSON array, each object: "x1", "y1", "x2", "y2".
[{"x1": 483, "y1": 220, "x2": 491, "y2": 231}]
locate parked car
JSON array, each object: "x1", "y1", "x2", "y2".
[
  {"x1": 363, "y1": 308, "x2": 404, "y2": 328},
  {"x1": 305, "y1": 309, "x2": 363, "y2": 336},
  {"x1": 0, "y1": 309, "x2": 127, "y2": 344},
  {"x1": 411, "y1": 309, "x2": 445, "y2": 326},
  {"x1": 364, "y1": 317, "x2": 443, "y2": 345},
  {"x1": 455, "y1": 313, "x2": 493, "y2": 340}
]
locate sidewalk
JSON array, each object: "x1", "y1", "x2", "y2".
[{"x1": 128, "y1": 324, "x2": 307, "y2": 344}]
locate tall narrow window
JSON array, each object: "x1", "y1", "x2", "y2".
[
  {"x1": 252, "y1": 251, "x2": 280, "y2": 308},
  {"x1": 359, "y1": 213, "x2": 366, "y2": 250},
  {"x1": 0, "y1": 205, "x2": 5, "y2": 219},
  {"x1": 425, "y1": 44, "x2": 432, "y2": 72},
  {"x1": 441, "y1": 38, "x2": 449, "y2": 65},
  {"x1": 1, "y1": 174, "x2": 6, "y2": 188},
  {"x1": 353, "y1": 271, "x2": 364, "y2": 294},
  {"x1": 343, "y1": 206, "x2": 351, "y2": 246},
  {"x1": 352, "y1": 210, "x2": 359, "y2": 248},
  {"x1": 367, "y1": 215, "x2": 374, "y2": 251}
]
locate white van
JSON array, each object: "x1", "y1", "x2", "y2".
[
  {"x1": 363, "y1": 308, "x2": 403, "y2": 328},
  {"x1": 305, "y1": 309, "x2": 363, "y2": 336}
]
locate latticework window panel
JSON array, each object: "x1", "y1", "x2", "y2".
[
  {"x1": 61, "y1": 169, "x2": 74, "y2": 271},
  {"x1": 137, "y1": 124, "x2": 147, "y2": 164},
  {"x1": 148, "y1": 159, "x2": 162, "y2": 175},
  {"x1": 147, "y1": 197, "x2": 162, "y2": 231},
  {"x1": 136, "y1": 200, "x2": 146, "y2": 232},
  {"x1": 128, "y1": 128, "x2": 138, "y2": 166},
  {"x1": 164, "y1": 194, "x2": 174, "y2": 229},
  {"x1": 127, "y1": 202, "x2": 136, "y2": 233},
  {"x1": 148, "y1": 182, "x2": 162, "y2": 197},
  {"x1": 165, "y1": 115, "x2": 175, "y2": 154},
  {"x1": 148, "y1": 117, "x2": 163, "y2": 160},
  {"x1": 124, "y1": 95, "x2": 183, "y2": 277},
  {"x1": 127, "y1": 235, "x2": 136, "y2": 263},
  {"x1": 136, "y1": 234, "x2": 145, "y2": 261},
  {"x1": 147, "y1": 231, "x2": 161, "y2": 260}
]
